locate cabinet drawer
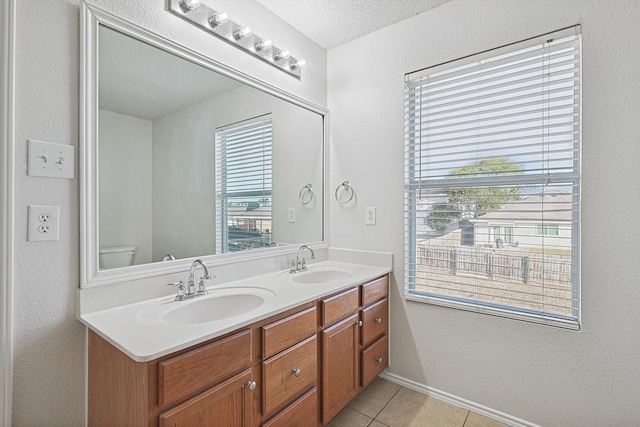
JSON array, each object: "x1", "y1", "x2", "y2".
[
  {"x1": 361, "y1": 275, "x2": 388, "y2": 307},
  {"x1": 322, "y1": 287, "x2": 359, "y2": 326},
  {"x1": 262, "y1": 335, "x2": 317, "y2": 416},
  {"x1": 262, "y1": 388, "x2": 318, "y2": 427},
  {"x1": 361, "y1": 298, "x2": 388, "y2": 347},
  {"x1": 159, "y1": 368, "x2": 253, "y2": 427},
  {"x1": 159, "y1": 329, "x2": 252, "y2": 408},
  {"x1": 361, "y1": 335, "x2": 388, "y2": 388},
  {"x1": 262, "y1": 307, "x2": 316, "y2": 359}
]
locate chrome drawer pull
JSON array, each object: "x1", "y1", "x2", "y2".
[
  {"x1": 246, "y1": 381, "x2": 257, "y2": 391},
  {"x1": 292, "y1": 368, "x2": 301, "y2": 377},
  {"x1": 375, "y1": 318, "x2": 382, "y2": 324},
  {"x1": 357, "y1": 320, "x2": 363, "y2": 327},
  {"x1": 375, "y1": 357, "x2": 383, "y2": 364}
]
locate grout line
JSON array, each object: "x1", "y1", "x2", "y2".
[
  {"x1": 462, "y1": 410, "x2": 471, "y2": 427},
  {"x1": 371, "y1": 384, "x2": 403, "y2": 422}
]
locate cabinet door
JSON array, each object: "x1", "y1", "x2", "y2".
[
  {"x1": 159, "y1": 368, "x2": 255, "y2": 427},
  {"x1": 321, "y1": 314, "x2": 359, "y2": 424}
]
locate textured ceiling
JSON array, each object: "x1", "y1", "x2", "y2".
[
  {"x1": 256, "y1": 0, "x2": 452, "y2": 50},
  {"x1": 99, "y1": 26, "x2": 242, "y2": 120}
]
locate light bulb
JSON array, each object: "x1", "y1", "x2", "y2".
[
  {"x1": 208, "y1": 12, "x2": 229, "y2": 27},
  {"x1": 274, "y1": 49, "x2": 290, "y2": 62},
  {"x1": 255, "y1": 39, "x2": 273, "y2": 52},
  {"x1": 180, "y1": 0, "x2": 201, "y2": 11},
  {"x1": 290, "y1": 58, "x2": 306, "y2": 71},
  {"x1": 234, "y1": 26, "x2": 252, "y2": 40}
]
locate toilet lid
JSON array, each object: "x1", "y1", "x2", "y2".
[{"x1": 99, "y1": 245, "x2": 136, "y2": 254}]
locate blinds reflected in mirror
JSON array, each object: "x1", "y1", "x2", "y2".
[{"x1": 216, "y1": 116, "x2": 273, "y2": 253}]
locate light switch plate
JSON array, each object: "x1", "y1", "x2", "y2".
[
  {"x1": 288, "y1": 207, "x2": 296, "y2": 223},
  {"x1": 28, "y1": 140, "x2": 75, "y2": 179}
]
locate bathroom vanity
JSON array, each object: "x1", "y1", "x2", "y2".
[{"x1": 82, "y1": 262, "x2": 390, "y2": 426}]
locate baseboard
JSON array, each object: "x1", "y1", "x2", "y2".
[{"x1": 379, "y1": 372, "x2": 541, "y2": 427}]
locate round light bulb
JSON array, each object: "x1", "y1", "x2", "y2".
[
  {"x1": 180, "y1": 0, "x2": 201, "y2": 11},
  {"x1": 274, "y1": 49, "x2": 290, "y2": 62},
  {"x1": 209, "y1": 12, "x2": 229, "y2": 27},
  {"x1": 290, "y1": 58, "x2": 306, "y2": 71},
  {"x1": 234, "y1": 26, "x2": 252, "y2": 40},
  {"x1": 255, "y1": 39, "x2": 273, "y2": 52}
]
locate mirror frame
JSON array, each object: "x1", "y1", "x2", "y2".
[{"x1": 80, "y1": 2, "x2": 328, "y2": 288}]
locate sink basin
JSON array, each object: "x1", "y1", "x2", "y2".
[
  {"x1": 137, "y1": 287, "x2": 275, "y2": 326},
  {"x1": 163, "y1": 294, "x2": 264, "y2": 325},
  {"x1": 292, "y1": 269, "x2": 352, "y2": 284}
]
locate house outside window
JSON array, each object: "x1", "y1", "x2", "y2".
[{"x1": 404, "y1": 27, "x2": 581, "y2": 329}]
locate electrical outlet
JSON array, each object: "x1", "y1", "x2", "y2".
[
  {"x1": 28, "y1": 205, "x2": 60, "y2": 241},
  {"x1": 365, "y1": 207, "x2": 376, "y2": 225},
  {"x1": 288, "y1": 207, "x2": 296, "y2": 223}
]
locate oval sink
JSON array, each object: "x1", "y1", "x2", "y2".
[
  {"x1": 292, "y1": 269, "x2": 352, "y2": 284},
  {"x1": 163, "y1": 294, "x2": 265, "y2": 325},
  {"x1": 137, "y1": 287, "x2": 275, "y2": 326}
]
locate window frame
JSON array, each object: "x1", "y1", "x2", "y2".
[{"x1": 404, "y1": 27, "x2": 582, "y2": 329}]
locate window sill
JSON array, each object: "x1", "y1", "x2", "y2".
[{"x1": 404, "y1": 291, "x2": 580, "y2": 331}]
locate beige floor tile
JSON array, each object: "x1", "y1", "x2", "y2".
[
  {"x1": 464, "y1": 412, "x2": 511, "y2": 427},
  {"x1": 370, "y1": 421, "x2": 391, "y2": 427},
  {"x1": 375, "y1": 387, "x2": 469, "y2": 427},
  {"x1": 324, "y1": 407, "x2": 373, "y2": 427},
  {"x1": 348, "y1": 377, "x2": 402, "y2": 418}
]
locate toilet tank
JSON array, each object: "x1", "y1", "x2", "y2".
[{"x1": 99, "y1": 245, "x2": 136, "y2": 269}]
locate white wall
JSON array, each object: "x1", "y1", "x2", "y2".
[
  {"x1": 328, "y1": 0, "x2": 640, "y2": 425},
  {"x1": 99, "y1": 109, "x2": 153, "y2": 265},
  {"x1": 151, "y1": 84, "x2": 324, "y2": 259},
  {"x1": 9, "y1": 0, "x2": 326, "y2": 425}
]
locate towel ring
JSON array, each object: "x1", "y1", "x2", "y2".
[
  {"x1": 299, "y1": 183, "x2": 314, "y2": 205},
  {"x1": 335, "y1": 181, "x2": 354, "y2": 204}
]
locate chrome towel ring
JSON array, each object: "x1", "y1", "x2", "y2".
[
  {"x1": 335, "y1": 181, "x2": 354, "y2": 204},
  {"x1": 299, "y1": 183, "x2": 314, "y2": 205}
]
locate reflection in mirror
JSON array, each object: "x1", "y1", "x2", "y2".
[{"x1": 95, "y1": 24, "x2": 324, "y2": 273}]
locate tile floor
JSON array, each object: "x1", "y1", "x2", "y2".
[{"x1": 325, "y1": 378, "x2": 511, "y2": 427}]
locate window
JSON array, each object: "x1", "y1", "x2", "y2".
[
  {"x1": 216, "y1": 116, "x2": 273, "y2": 253},
  {"x1": 404, "y1": 27, "x2": 581, "y2": 328},
  {"x1": 537, "y1": 224, "x2": 559, "y2": 236}
]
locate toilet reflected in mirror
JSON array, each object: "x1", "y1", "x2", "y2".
[{"x1": 99, "y1": 246, "x2": 137, "y2": 269}]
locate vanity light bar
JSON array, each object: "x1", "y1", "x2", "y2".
[{"x1": 167, "y1": 0, "x2": 305, "y2": 79}]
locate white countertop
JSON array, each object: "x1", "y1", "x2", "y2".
[{"x1": 79, "y1": 260, "x2": 391, "y2": 362}]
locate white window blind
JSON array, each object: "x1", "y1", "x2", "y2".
[
  {"x1": 404, "y1": 27, "x2": 581, "y2": 328},
  {"x1": 216, "y1": 116, "x2": 273, "y2": 253}
]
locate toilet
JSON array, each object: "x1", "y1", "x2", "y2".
[{"x1": 99, "y1": 245, "x2": 136, "y2": 269}]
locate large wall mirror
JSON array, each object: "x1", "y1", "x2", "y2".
[{"x1": 80, "y1": 3, "x2": 326, "y2": 287}]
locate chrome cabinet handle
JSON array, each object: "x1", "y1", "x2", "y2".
[
  {"x1": 357, "y1": 320, "x2": 363, "y2": 327},
  {"x1": 246, "y1": 381, "x2": 257, "y2": 391},
  {"x1": 292, "y1": 368, "x2": 301, "y2": 377},
  {"x1": 375, "y1": 318, "x2": 382, "y2": 324},
  {"x1": 375, "y1": 357, "x2": 383, "y2": 364}
]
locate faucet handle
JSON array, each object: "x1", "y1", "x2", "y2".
[
  {"x1": 166, "y1": 280, "x2": 184, "y2": 287},
  {"x1": 167, "y1": 280, "x2": 186, "y2": 301},
  {"x1": 196, "y1": 275, "x2": 215, "y2": 294}
]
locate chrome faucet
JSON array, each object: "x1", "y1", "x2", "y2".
[
  {"x1": 167, "y1": 259, "x2": 214, "y2": 301},
  {"x1": 290, "y1": 245, "x2": 315, "y2": 273}
]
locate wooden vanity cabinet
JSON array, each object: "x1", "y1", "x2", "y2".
[
  {"x1": 88, "y1": 328, "x2": 259, "y2": 427},
  {"x1": 88, "y1": 274, "x2": 390, "y2": 427},
  {"x1": 320, "y1": 275, "x2": 390, "y2": 425}
]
